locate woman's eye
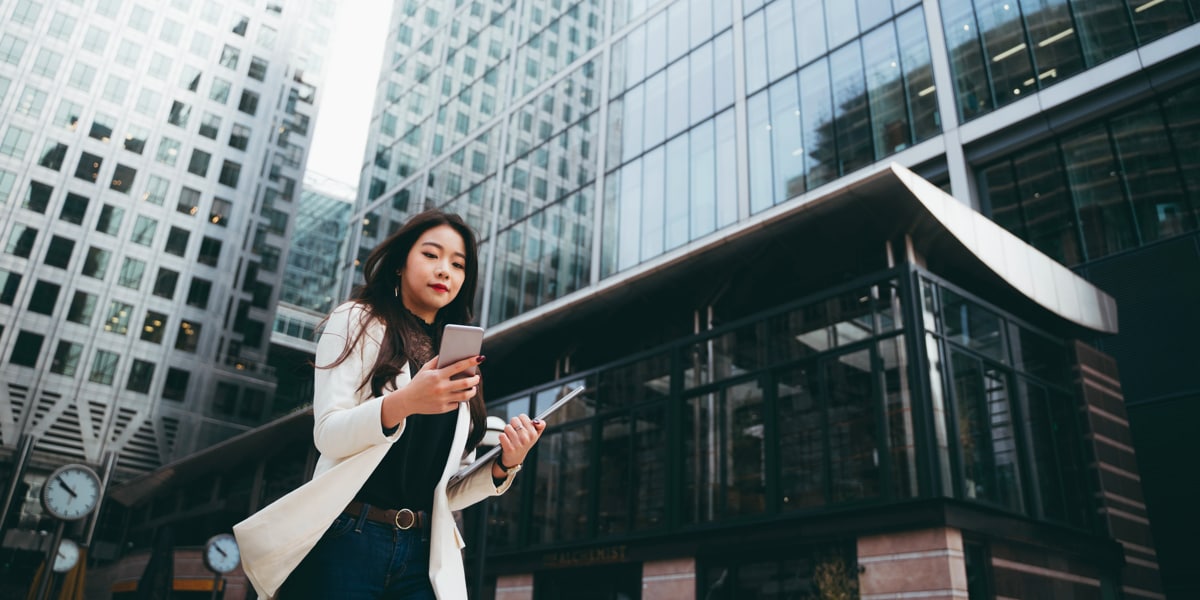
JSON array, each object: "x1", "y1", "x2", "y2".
[
  {"x1": 422, "y1": 252, "x2": 437, "y2": 259},
  {"x1": 453, "y1": 262, "x2": 465, "y2": 270}
]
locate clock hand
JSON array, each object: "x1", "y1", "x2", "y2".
[
  {"x1": 216, "y1": 546, "x2": 228, "y2": 557},
  {"x1": 56, "y1": 478, "x2": 78, "y2": 498}
]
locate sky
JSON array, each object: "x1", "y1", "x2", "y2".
[{"x1": 305, "y1": 0, "x2": 393, "y2": 196}]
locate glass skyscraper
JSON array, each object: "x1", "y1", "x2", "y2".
[{"x1": 345, "y1": 1, "x2": 1196, "y2": 598}]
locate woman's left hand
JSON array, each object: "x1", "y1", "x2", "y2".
[{"x1": 496, "y1": 414, "x2": 545, "y2": 471}]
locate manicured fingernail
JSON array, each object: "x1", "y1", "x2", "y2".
[
  {"x1": 476, "y1": 355, "x2": 486, "y2": 363},
  {"x1": 532, "y1": 419, "x2": 542, "y2": 425}
]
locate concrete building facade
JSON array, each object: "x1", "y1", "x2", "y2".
[{"x1": 0, "y1": 0, "x2": 334, "y2": 594}]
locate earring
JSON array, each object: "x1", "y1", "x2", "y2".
[{"x1": 394, "y1": 271, "x2": 401, "y2": 298}]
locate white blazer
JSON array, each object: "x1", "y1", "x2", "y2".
[{"x1": 233, "y1": 302, "x2": 517, "y2": 599}]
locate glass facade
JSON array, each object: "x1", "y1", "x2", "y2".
[
  {"x1": 478, "y1": 271, "x2": 1091, "y2": 556},
  {"x1": 280, "y1": 183, "x2": 353, "y2": 313},
  {"x1": 357, "y1": 0, "x2": 954, "y2": 327},
  {"x1": 343, "y1": 3, "x2": 1194, "y2": 592},
  {"x1": 742, "y1": 1, "x2": 939, "y2": 213},
  {"x1": 352, "y1": 0, "x2": 1199, "y2": 329},
  {"x1": 942, "y1": 0, "x2": 1199, "y2": 121},
  {"x1": 980, "y1": 81, "x2": 1200, "y2": 265}
]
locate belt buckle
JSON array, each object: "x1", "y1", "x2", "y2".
[{"x1": 394, "y1": 508, "x2": 416, "y2": 530}]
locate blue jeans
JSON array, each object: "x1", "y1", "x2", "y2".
[{"x1": 280, "y1": 506, "x2": 435, "y2": 600}]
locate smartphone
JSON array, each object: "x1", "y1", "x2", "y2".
[{"x1": 437, "y1": 324, "x2": 484, "y2": 380}]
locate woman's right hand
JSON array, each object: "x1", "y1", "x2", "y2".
[{"x1": 381, "y1": 355, "x2": 483, "y2": 427}]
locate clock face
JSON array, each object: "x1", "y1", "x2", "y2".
[
  {"x1": 53, "y1": 539, "x2": 80, "y2": 573},
  {"x1": 42, "y1": 465, "x2": 102, "y2": 521},
  {"x1": 204, "y1": 533, "x2": 240, "y2": 574}
]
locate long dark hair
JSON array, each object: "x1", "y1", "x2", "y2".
[{"x1": 321, "y1": 209, "x2": 487, "y2": 451}]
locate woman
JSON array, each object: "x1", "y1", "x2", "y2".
[{"x1": 234, "y1": 210, "x2": 544, "y2": 599}]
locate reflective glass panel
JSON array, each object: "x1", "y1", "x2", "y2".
[
  {"x1": 532, "y1": 422, "x2": 592, "y2": 542},
  {"x1": 1061, "y1": 124, "x2": 1138, "y2": 259},
  {"x1": 825, "y1": 348, "x2": 881, "y2": 502},
  {"x1": 949, "y1": 351, "x2": 1023, "y2": 511},
  {"x1": 777, "y1": 363, "x2": 824, "y2": 509},
  {"x1": 1110, "y1": 104, "x2": 1194, "y2": 241}
]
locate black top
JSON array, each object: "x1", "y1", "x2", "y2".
[{"x1": 353, "y1": 319, "x2": 458, "y2": 513}]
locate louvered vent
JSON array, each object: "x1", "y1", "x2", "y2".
[
  {"x1": 108, "y1": 407, "x2": 138, "y2": 444},
  {"x1": 88, "y1": 400, "x2": 108, "y2": 439},
  {"x1": 117, "y1": 419, "x2": 161, "y2": 471},
  {"x1": 162, "y1": 416, "x2": 180, "y2": 456},
  {"x1": 36, "y1": 392, "x2": 86, "y2": 460},
  {"x1": 2, "y1": 384, "x2": 31, "y2": 445},
  {"x1": 29, "y1": 390, "x2": 57, "y2": 431}
]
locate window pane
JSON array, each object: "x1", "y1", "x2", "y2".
[
  {"x1": 976, "y1": 0, "x2": 1035, "y2": 107},
  {"x1": 897, "y1": 8, "x2": 940, "y2": 142},
  {"x1": 684, "y1": 380, "x2": 767, "y2": 522},
  {"x1": 1131, "y1": 0, "x2": 1194, "y2": 43},
  {"x1": 764, "y1": 0, "x2": 796, "y2": 84},
  {"x1": 799, "y1": 58, "x2": 836, "y2": 189},
  {"x1": 1110, "y1": 104, "x2": 1194, "y2": 242},
  {"x1": 89, "y1": 350, "x2": 119, "y2": 385},
  {"x1": 532, "y1": 423, "x2": 592, "y2": 543},
  {"x1": 10, "y1": 331, "x2": 43, "y2": 367},
  {"x1": 743, "y1": 11, "x2": 767, "y2": 94},
  {"x1": 689, "y1": 118, "x2": 716, "y2": 239},
  {"x1": 1162, "y1": 84, "x2": 1200, "y2": 223},
  {"x1": 1072, "y1": 0, "x2": 1137, "y2": 65},
  {"x1": 1013, "y1": 140, "x2": 1082, "y2": 265},
  {"x1": 770, "y1": 76, "x2": 804, "y2": 203},
  {"x1": 50, "y1": 341, "x2": 83, "y2": 376},
  {"x1": 67, "y1": 291, "x2": 96, "y2": 325},
  {"x1": 1061, "y1": 124, "x2": 1137, "y2": 259},
  {"x1": 942, "y1": 287, "x2": 1006, "y2": 361},
  {"x1": 825, "y1": 349, "x2": 882, "y2": 503},
  {"x1": 104, "y1": 300, "x2": 134, "y2": 335},
  {"x1": 43, "y1": 235, "x2": 74, "y2": 268},
  {"x1": 863, "y1": 23, "x2": 909, "y2": 159},
  {"x1": 949, "y1": 351, "x2": 1023, "y2": 511},
  {"x1": 5, "y1": 224, "x2": 37, "y2": 257},
  {"x1": 942, "y1": 0, "x2": 993, "y2": 120},
  {"x1": 142, "y1": 310, "x2": 168, "y2": 344},
  {"x1": 153, "y1": 268, "x2": 179, "y2": 299},
  {"x1": 127, "y1": 359, "x2": 155, "y2": 393},
  {"x1": 176, "y1": 320, "x2": 201, "y2": 352},
  {"x1": 1019, "y1": 0, "x2": 1084, "y2": 89},
  {"x1": 794, "y1": 0, "x2": 827, "y2": 66},
  {"x1": 777, "y1": 364, "x2": 824, "y2": 509},
  {"x1": 27, "y1": 280, "x2": 60, "y2": 315},
  {"x1": 830, "y1": 42, "x2": 871, "y2": 175},
  {"x1": 118, "y1": 257, "x2": 146, "y2": 289},
  {"x1": 747, "y1": 91, "x2": 773, "y2": 213}
]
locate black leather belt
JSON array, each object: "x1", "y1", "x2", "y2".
[{"x1": 344, "y1": 500, "x2": 428, "y2": 530}]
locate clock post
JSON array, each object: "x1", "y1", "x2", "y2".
[
  {"x1": 32, "y1": 464, "x2": 102, "y2": 600},
  {"x1": 203, "y1": 533, "x2": 240, "y2": 599}
]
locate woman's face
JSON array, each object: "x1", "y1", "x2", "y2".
[{"x1": 398, "y1": 224, "x2": 467, "y2": 323}]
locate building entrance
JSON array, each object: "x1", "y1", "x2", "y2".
[{"x1": 533, "y1": 562, "x2": 642, "y2": 600}]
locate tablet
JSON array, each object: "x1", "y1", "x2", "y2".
[{"x1": 452, "y1": 385, "x2": 587, "y2": 480}]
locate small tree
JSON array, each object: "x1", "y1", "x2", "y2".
[{"x1": 806, "y1": 555, "x2": 859, "y2": 600}]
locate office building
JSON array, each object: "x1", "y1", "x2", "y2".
[
  {"x1": 91, "y1": 0, "x2": 1197, "y2": 598},
  {"x1": 344, "y1": 0, "x2": 1195, "y2": 598},
  {"x1": 0, "y1": 0, "x2": 333, "y2": 593},
  {"x1": 267, "y1": 173, "x2": 353, "y2": 419}
]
